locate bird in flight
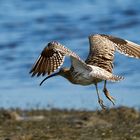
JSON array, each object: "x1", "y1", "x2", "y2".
[{"x1": 30, "y1": 34, "x2": 140, "y2": 109}]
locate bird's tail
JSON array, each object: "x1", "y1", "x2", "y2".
[{"x1": 109, "y1": 75, "x2": 124, "y2": 82}]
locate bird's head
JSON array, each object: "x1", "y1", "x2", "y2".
[{"x1": 39, "y1": 67, "x2": 70, "y2": 86}]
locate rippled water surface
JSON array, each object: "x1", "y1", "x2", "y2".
[{"x1": 0, "y1": 0, "x2": 140, "y2": 110}]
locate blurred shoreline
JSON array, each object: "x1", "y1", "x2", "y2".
[
  {"x1": 0, "y1": 0, "x2": 140, "y2": 110},
  {"x1": 1, "y1": 106, "x2": 140, "y2": 140}
]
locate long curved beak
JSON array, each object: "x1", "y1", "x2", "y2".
[{"x1": 40, "y1": 72, "x2": 59, "y2": 86}]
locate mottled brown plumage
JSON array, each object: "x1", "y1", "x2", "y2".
[
  {"x1": 30, "y1": 43, "x2": 65, "y2": 76},
  {"x1": 101, "y1": 34, "x2": 140, "y2": 59},
  {"x1": 30, "y1": 34, "x2": 140, "y2": 109},
  {"x1": 86, "y1": 35, "x2": 115, "y2": 73},
  {"x1": 86, "y1": 34, "x2": 140, "y2": 73}
]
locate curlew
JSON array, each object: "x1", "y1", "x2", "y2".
[{"x1": 30, "y1": 34, "x2": 140, "y2": 109}]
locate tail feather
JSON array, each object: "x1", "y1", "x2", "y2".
[{"x1": 110, "y1": 75, "x2": 124, "y2": 82}]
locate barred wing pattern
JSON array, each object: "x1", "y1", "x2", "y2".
[
  {"x1": 30, "y1": 47, "x2": 64, "y2": 76},
  {"x1": 30, "y1": 41, "x2": 83, "y2": 76},
  {"x1": 101, "y1": 34, "x2": 140, "y2": 59},
  {"x1": 86, "y1": 34, "x2": 140, "y2": 73},
  {"x1": 86, "y1": 34, "x2": 116, "y2": 73}
]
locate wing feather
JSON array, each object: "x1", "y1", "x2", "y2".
[
  {"x1": 101, "y1": 34, "x2": 140, "y2": 58},
  {"x1": 86, "y1": 34, "x2": 140, "y2": 73},
  {"x1": 30, "y1": 41, "x2": 83, "y2": 77},
  {"x1": 85, "y1": 34, "x2": 115, "y2": 73}
]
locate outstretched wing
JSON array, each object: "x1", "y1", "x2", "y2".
[
  {"x1": 100, "y1": 34, "x2": 140, "y2": 58},
  {"x1": 30, "y1": 41, "x2": 83, "y2": 77},
  {"x1": 86, "y1": 34, "x2": 140, "y2": 73},
  {"x1": 85, "y1": 34, "x2": 116, "y2": 73}
]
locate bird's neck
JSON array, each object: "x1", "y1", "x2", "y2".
[{"x1": 60, "y1": 69, "x2": 74, "y2": 83}]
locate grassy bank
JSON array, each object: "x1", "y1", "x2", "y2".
[{"x1": 0, "y1": 106, "x2": 140, "y2": 140}]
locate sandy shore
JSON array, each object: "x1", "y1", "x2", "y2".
[{"x1": 0, "y1": 106, "x2": 140, "y2": 140}]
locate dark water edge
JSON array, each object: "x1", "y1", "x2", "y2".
[
  {"x1": 0, "y1": 0, "x2": 140, "y2": 109},
  {"x1": 0, "y1": 106, "x2": 140, "y2": 140}
]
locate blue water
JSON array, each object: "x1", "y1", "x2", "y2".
[{"x1": 0, "y1": 0, "x2": 140, "y2": 110}]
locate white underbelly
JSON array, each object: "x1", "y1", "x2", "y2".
[{"x1": 72, "y1": 72, "x2": 102, "y2": 85}]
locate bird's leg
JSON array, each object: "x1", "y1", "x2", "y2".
[
  {"x1": 95, "y1": 83, "x2": 106, "y2": 110},
  {"x1": 103, "y1": 80, "x2": 115, "y2": 105}
]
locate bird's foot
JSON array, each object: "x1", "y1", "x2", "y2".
[
  {"x1": 103, "y1": 88, "x2": 115, "y2": 106},
  {"x1": 98, "y1": 98, "x2": 106, "y2": 110}
]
